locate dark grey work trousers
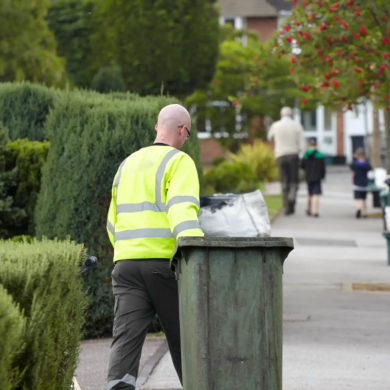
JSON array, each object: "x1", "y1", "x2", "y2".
[
  {"x1": 277, "y1": 154, "x2": 299, "y2": 213},
  {"x1": 107, "y1": 259, "x2": 182, "y2": 390}
]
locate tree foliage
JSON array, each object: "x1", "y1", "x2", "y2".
[
  {"x1": 90, "y1": 0, "x2": 220, "y2": 96},
  {"x1": 46, "y1": 0, "x2": 95, "y2": 87},
  {"x1": 186, "y1": 26, "x2": 298, "y2": 141},
  {"x1": 276, "y1": 0, "x2": 390, "y2": 109},
  {"x1": 90, "y1": 65, "x2": 126, "y2": 93},
  {"x1": 0, "y1": 0, "x2": 65, "y2": 85}
]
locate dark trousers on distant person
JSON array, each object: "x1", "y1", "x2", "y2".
[
  {"x1": 277, "y1": 154, "x2": 299, "y2": 215},
  {"x1": 107, "y1": 259, "x2": 182, "y2": 390}
]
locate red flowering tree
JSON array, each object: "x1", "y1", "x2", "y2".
[{"x1": 276, "y1": 0, "x2": 390, "y2": 170}]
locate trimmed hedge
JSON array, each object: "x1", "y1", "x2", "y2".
[
  {"x1": 0, "y1": 284, "x2": 24, "y2": 390},
  {"x1": 0, "y1": 239, "x2": 86, "y2": 389},
  {"x1": 35, "y1": 91, "x2": 202, "y2": 337},
  {"x1": 5, "y1": 138, "x2": 49, "y2": 236},
  {"x1": 0, "y1": 124, "x2": 25, "y2": 239},
  {"x1": 0, "y1": 82, "x2": 59, "y2": 141}
]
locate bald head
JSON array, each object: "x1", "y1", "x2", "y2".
[
  {"x1": 281, "y1": 106, "x2": 292, "y2": 117},
  {"x1": 157, "y1": 104, "x2": 190, "y2": 129},
  {"x1": 154, "y1": 104, "x2": 191, "y2": 149}
]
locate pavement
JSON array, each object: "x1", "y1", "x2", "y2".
[{"x1": 76, "y1": 165, "x2": 390, "y2": 390}]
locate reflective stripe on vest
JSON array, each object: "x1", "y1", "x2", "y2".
[
  {"x1": 166, "y1": 195, "x2": 200, "y2": 211},
  {"x1": 107, "y1": 220, "x2": 115, "y2": 235},
  {"x1": 114, "y1": 158, "x2": 127, "y2": 203},
  {"x1": 115, "y1": 228, "x2": 173, "y2": 242},
  {"x1": 172, "y1": 220, "x2": 201, "y2": 237},
  {"x1": 155, "y1": 148, "x2": 180, "y2": 210}
]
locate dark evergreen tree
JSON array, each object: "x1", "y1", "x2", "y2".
[
  {"x1": 90, "y1": 65, "x2": 126, "y2": 93},
  {"x1": 47, "y1": 0, "x2": 96, "y2": 87},
  {"x1": 90, "y1": 0, "x2": 220, "y2": 96},
  {"x1": 0, "y1": 125, "x2": 25, "y2": 238}
]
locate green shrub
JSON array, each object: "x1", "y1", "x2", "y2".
[
  {"x1": 0, "y1": 82, "x2": 59, "y2": 141},
  {"x1": 35, "y1": 91, "x2": 202, "y2": 337},
  {"x1": 0, "y1": 238, "x2": 87, "y2": 389},
  {"x1": 204, "y1": 160, "x2": 260, "y2": 194},
  {"x1": 0, "y1": 124, "x2": 25, "y2": 238},
  {"x1": 0, "y1": 284, "x2": 24, "y2": 390},
  {"x1": 5, "y1": 139, "x2": 49, "y2": 237},
  {"x1": 228, "y1": 140, "x2": 279, "y2": 182},
  {"x1": 91, "y1": 66, "x2": 126, "y2": 93}
]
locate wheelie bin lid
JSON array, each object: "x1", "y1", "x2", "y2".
[{"x1": 171, "y1": 236, "x2": 294, "y2": 269}]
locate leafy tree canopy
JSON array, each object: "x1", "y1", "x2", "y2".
[
  {"x1": 90, "y1": 0, "x2": 220, "y2": 96},
  {"x1": 276, "y1": 0, "x2": 390, "y2": 110},
  {"x1": 0, "y1": 0, "x2": 65, "y2": 86},
  {"x1": 186, "y1": 25, "x2": 298, "y2": 141}
]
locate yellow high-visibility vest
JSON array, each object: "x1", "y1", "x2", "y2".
[{"x1": 107, "y1": 145, "x2": 204, "y2": 262}]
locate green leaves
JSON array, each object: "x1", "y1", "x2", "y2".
[
  {"x1": 277, "y1": 0, "x2": 390, "y2": 109},
  {"x1": 90, "y1": 0, "x2": 219, "y2": 96},
  {"x1": 0, "y1": 0, "x2": 66, "y2": 86},
  {"x1": 186, "y1": 26, "x2": 296, "y2": 140}
]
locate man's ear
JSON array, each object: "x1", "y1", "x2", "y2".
[{"x1": 155, "y1": 124, "x2": 158, "y2": 132}]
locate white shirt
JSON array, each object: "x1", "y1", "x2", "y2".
[{"x1": 267, "y1": 117, "x2": 306, "y2": 159}]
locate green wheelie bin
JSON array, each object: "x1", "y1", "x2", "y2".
[{"x1": 171, "y1": 236, "x2": 293, "y2": 390}]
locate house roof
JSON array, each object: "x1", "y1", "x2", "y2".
[
  {"x1": 218, "y1": 0, "x2": 292, "y2": 18},
  {"x1": 266, "y1": 0, "x2": 294, "y2": 12}
]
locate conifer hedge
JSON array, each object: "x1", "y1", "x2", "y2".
[
  {"x1": 0, "y1": 284, "x2": 24, "y2": 390},
  {"x1": 35, "y1": 91, "x2": 202, "y2": 337},
  {"x1": 0, "y1": 82, "x2": 59, "y2": 141},
  {"x1": 0, "y1": 239, "x2": 86, "y2": 389},
  {"x1": 5, "y1": 138, "x2": 49, "y2": 237}
]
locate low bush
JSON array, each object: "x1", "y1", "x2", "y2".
[
  {"x1": 0, "y1": 238, "x2": 87, "y2": 389},
  {"x1": 0, "y1": 285, "x2": 24, "y2": 390},
  {"x1": 204, "y1": 160, "x2": 260, "y2": 194},
  {"x1": 228, "y1": 139, "x2": 279, "y2": 182}
]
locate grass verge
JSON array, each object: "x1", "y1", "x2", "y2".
[{"x1": 264, "y1": 194, "x2": 283, "y2": 221}]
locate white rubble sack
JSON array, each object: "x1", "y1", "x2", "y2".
[{"x1": 198, "y1": 190, "x2": 271, "y2": 237}]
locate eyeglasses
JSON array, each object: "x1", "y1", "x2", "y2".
[{"x1": 177, "y1": 125, "x2": 191, "y2": 139}]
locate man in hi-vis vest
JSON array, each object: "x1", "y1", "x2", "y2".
[{"x1": 106, "y1": 104, "x2": 204, "y2": 389}]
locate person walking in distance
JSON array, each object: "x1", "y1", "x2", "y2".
[
  {"x1": 106, "y1": 104, "x2": 204, "y2": 389},
  {"x1": 301, "y1": 138, "x2": 326, "y2": 217},
  {"x1": 350, "y1": 147, "x2": 372, "y2": 218},
  {"x1": 268, "y1": 106, "x2": 306, "y2": 215}
]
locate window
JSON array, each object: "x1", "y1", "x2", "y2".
[
  {"x1": 301, "y1": 109, "x2": 317, "y2": 131},
  {"x1": 324, "y1": 107, "x2": 332, "y2": 131}
]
